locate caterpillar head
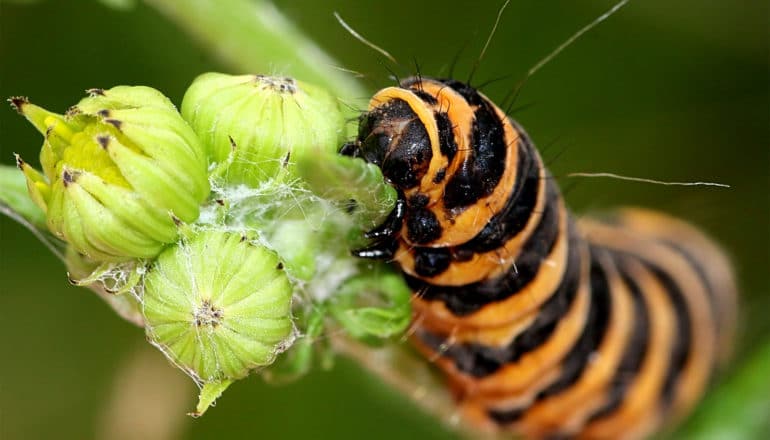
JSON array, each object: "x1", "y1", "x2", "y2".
[{"x1": 342, "y1": 86, "x2": 433, "y2": 190}]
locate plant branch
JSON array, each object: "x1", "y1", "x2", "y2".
[{"x1": 141, "y1": 0, "x2": 368, "y2": 105}]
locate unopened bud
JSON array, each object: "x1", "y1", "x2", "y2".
[
  {"x1": 11, "y1": 87, "x2": 209, "y2": 261},
  {"x1": 181, "y1": 73, "x2": 346, "y2": 186},
  {"x1": 141, "y1": 229, "x2": 295, "y2": 415}
]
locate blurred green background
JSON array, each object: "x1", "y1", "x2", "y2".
[{"x1": 1, "y1": 0, "x2": 767, "y2": 439}]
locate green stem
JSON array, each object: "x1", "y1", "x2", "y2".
[
  {"x1": 140, "y1": 0, "x2": 394, "y2": 219},
  {"x1": 141, "y1": 0, "x2": 368, "y2": 104}
]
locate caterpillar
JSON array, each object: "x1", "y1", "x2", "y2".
[{"x1": 340, "y1": 77, "x2": 737, "y2": 439}]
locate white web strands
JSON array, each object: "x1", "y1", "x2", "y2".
[{"x1": 67, "y1": 160, "x2": 369, "y2": 386}]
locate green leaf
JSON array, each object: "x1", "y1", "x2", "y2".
[
  {"x1": 674, "y1": 341, "x2": 770, "y2": 439},
  {"x1": 191, "y1": 379, "x2": 234, "y2": 417},
  {"x1": 0, "y1": 163, "x2": 67, "y2": 261},
  {"x1": 329, "y1": 272, "x2": 412, "y2": 344}
]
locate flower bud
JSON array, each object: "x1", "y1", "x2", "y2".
[
  {"x1": 11, "y1": 87, "x2": 209, "y2": 261},
  {"x1": 141, "y1": 229, "x2": 295, "y2": 415},
  {"x1": 181, "y1": 73, "x2": 346, "y2": 186}
]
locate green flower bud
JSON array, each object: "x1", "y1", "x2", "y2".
[
  {"x1": 141, "y1": 229, "x2": 295, "y2": 415},
  {"x1": 11, "y1": 87, "x2": 209, "y2": 261},
  {"x1": 181, "y1": 73, "x2": 346, "y2": 186}
]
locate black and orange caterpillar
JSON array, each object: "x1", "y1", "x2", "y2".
[{"x1": 341, "y1": 77, "x2": 738, "y2": 439}]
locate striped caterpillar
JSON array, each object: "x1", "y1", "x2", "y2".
[{"x1": 340, "y1": 77, "x2": 737, "y2": 439}]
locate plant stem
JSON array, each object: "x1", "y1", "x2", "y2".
[
  {"x1": 141, "y1": 0, "x2": 368, "y2": 105},
  {"x1": 329, "y1": 334, "x2": 470, "y2": 436}
]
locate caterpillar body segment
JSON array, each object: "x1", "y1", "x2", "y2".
[{"x1": 342, "y1": 77, "x2": 736, "y2": 439}]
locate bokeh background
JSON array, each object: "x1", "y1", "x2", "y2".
[{"x1": 1, "y1": 0, "x2": 767, "y2": 439}]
